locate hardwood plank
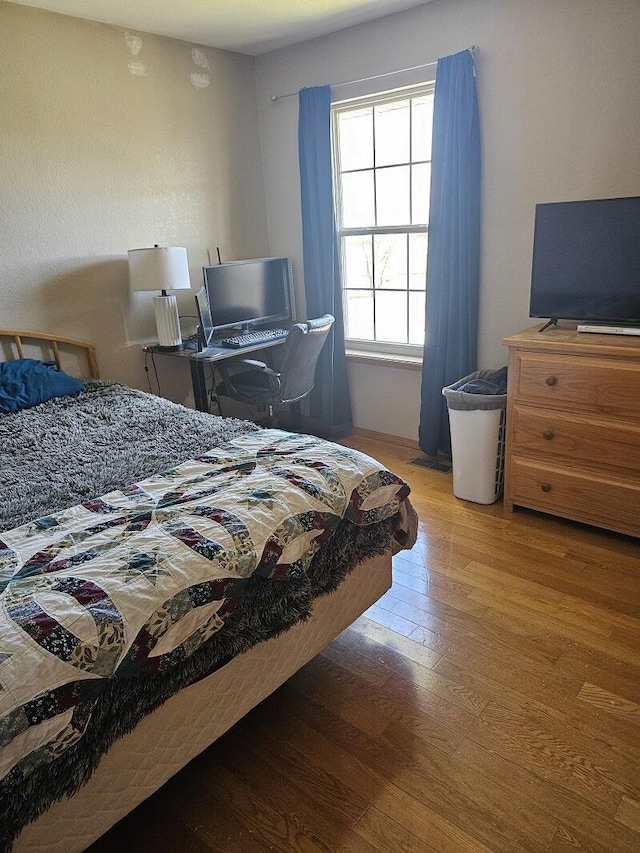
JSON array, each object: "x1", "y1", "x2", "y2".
[
  {"x1": 548, "y1": 822, "x2": 622, "y2": 853},
  {"x1": 391, "y1": 563, "x2": 487, "y2": 613},
  {"x1": 380, "y1": 590, "x2": 567, "y2": 667},
  {"x1": 349, "y1": 614, "x2": 443, "y2": 669},
  {"x1": 455, "y1": 739, "x2": 640, "y2": 853},
  {"x1": 354, "y1": 807, "x2": 438, "y2": 853},
  {"x1": 286, "y1": 656, "x2": 391, "y2": 738},
  {"x1": 215, "y1": 724, "x2": 378, "y2": 852},
  {"x1": 384, "y1": 661, "x2": 488, "y2": 716},
  {"x1": 361, "y1": 784, "x2": 497, "y2": 853},
  {"x1": 431, "y1": 656, "x2": 640, "y2": 763},
  {"x1": 407, "y1": 618, "x2": 562, "y2": 679},
  {"x1": 611, "y1": 620, "x2": 640, "y2": 647},
  {"x1": 379, "y1": 580, "x2": 488, "y2": 619},
  {"x1": 288, "y1": 654, "x2": 466, "y2": 756},
  {"x1": 577, "y1": 683, "x2": 640, "y2": 721},
  {"x1": 553, "y1": 644, "x2": 640, "y2": 701},
  {"x1": 159, "y1": 764, "x2": 293, "y2": 853},
  {"x1": 325, "y1": 624, "x2": 436, "y2": 684},
  {"x1": 380, "y1": 723, "x2": 558, "y2": 852},
  {"x1": 469, "y1": 589, "x2": 640, "y2": 668},
  {"x1": 86, "y1": 797, "x2": 220, "y2": 853},
  {"x1": 408, "y1": 525, "x2": 640, "y2": 618},
  {"x1": 615, "y1": 796, "x2": 640, "y2": 834},
  {"x1": 470, "y1": 701, "x2": 631, "y2": 816},
  {"x1": 319, "y1": 637, "x2": 395, "y2": 687}
]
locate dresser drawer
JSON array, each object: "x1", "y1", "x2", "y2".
[
  {"x1": 513, "y1": 351, "x2": 640, "y2": 418},
  {"x1": 509, "y1": 404, "x2": 640, "y2": 474},
  {"x1": 509, "y1": 458, "x2": 640, "y2": 538}
]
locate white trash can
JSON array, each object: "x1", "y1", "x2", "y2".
[{"x1": 442, "y1": 369, "x2": 507, "y2": 505}]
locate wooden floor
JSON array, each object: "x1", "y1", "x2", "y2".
[{"x1": 88, "y1": 433, "x2": 640, "y2": 853}]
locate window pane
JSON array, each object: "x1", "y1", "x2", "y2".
[
  {"x1": 337, "y1": 107, "x2": 373, "y2": 171},
  {"x1": 412, "y1": 94, "x2": 434, "y2": 162},
  {"x1": 343, "y1": 235, "x2": 373, "y2": 289},
  {"x1": 375, "y1": 290, "x2": 408, "y2": 343},
  {"x1": 376, "y1": 165, "x2": 410, "y2": 226},
  {"x1": 409, "y1": 232, "x2": 428, "y2": 291},
  {"x1": 342, "y1": 170, "x2": 375, "y2": 227},
  {"x1": 411, "y1": 162, "x2": 431, "y2": 224},
  {"x1": 333, "y1": 85, "x2": 433, "y2": 347},
  {"x1": 374, "y1": 233, "x2": 407, "y2": 289},
  {"x1": 344, "y1": 290, "x2": 374, "y2": 339},
  {"x1": 409, "y1": 291, "x2": 426, "y2": 344},
  {"x1": 375, "y1": 99, "x2": 410, "y2": 167}
]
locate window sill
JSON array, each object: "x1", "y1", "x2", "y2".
[{"x1": 345, "y1": 349, "x2": 423, "y2": 371}]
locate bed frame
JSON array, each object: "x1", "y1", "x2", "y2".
[
  {"x1": 3, "y1": 331, "x2": 394, "y2": 852},
  {"x1": 0, "y1": 329, "x2": 100, "y2": 378}
]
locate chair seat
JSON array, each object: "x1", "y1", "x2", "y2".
[{"x1": 215, "y1": 370, "x2": 275, "y2": 405}]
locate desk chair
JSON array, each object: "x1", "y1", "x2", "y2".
[{"x1": 215, "y1": 314, "x2": 335, "y2": 430}]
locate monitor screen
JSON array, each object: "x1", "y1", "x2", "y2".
[
  {"x1": 529, "y1": 196, "x2": 640, "y2": 324},
  {"x1": 194, "y1": 287, "x2": 214, "y2": 349},
  {"x1": 204, "y1": 257, "x2": 294, "y2": 333}
]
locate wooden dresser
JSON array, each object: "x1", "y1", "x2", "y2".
[{"x1": 503, "y1": 325, "x2": 640, "y2": 538}]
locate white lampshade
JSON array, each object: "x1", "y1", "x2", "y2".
[
  {"x1": 128, "y1": 246, "x2": 191, "y2": 351},
  {"x1": 128, "y1": 246, "x2": 191, "y2": 293}
]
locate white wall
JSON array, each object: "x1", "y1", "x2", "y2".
[
  {"x1": 256, "y1": 0, "x2": 640, "y2": 440},
  {"x1": 1, "y1": 3, "x2": 269, "y2": 403}
]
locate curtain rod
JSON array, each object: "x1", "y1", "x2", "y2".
[{"x1": 270, "y1": 46, "x2": 476, "y2": 102}]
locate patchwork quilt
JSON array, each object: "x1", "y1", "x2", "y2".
[{"x1": 0, "y1": 429, "x2": 410, "y2": 792}]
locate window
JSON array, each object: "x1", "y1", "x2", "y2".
[{"x1": 332, "y1": 85, "x2": 434, "y2": 352}]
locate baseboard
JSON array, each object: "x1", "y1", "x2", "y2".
[{"x1": 349, "y1": 427, "x2": 419, "y2": 450}]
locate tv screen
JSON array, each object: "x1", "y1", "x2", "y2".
[
  {"x1": 529, "y1": 196, "x2": 640, "y2": 324},
  {"x1": 204, "y1": 257, "x2": 294, "y2": 333}
]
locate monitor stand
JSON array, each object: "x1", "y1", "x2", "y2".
[{"x1": 577, "y1": 323, "x2": 640, "y2": 337}]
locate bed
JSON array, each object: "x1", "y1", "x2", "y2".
[{"x1": 0, "y1": 330, "x2": 417, "y2": 853}]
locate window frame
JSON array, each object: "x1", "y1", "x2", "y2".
[{"x1": 331, "y1": 82, "x2": 435, "y2": 358}]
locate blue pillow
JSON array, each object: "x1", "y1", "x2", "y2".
[{"x1": 0, "y1": 359, "x2": 84, "y2": 414}]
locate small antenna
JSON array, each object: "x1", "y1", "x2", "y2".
[
  {"x1": 206, "y1": 248, "x2": 212, "y2": 265},
  {"x1": 216, "y1": 247, "x2": 222, "y2": 264}
]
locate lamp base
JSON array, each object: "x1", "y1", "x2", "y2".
[
  {"x1": 157, "y1": 342, "x2": 184, "y2": 352},
  {"x1": 153, "y1": 293, "x2": 183, "y2": 350}
]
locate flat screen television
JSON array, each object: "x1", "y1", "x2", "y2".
[
  {"x1": 203, "y1": 257, "x2": 295, "y2": 334},
  {"x1": 529, "y1": 196, "x2": 640, "y2": 326}
]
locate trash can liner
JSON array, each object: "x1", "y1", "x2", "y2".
[{"x1": 442, "y1": 367, "x2": 507, "y2": 411}]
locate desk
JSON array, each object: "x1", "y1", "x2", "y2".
[{"x1": 144, "y1": 337, "x2": 285, "y2": 412}]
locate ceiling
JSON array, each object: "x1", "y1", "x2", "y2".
[{"x1": 9, "y1": 0, "x2": 434, "y2": 55}]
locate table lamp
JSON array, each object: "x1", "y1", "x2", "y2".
[{"x1": 128, "y1": 245, "x2": 191, "y2": 351}]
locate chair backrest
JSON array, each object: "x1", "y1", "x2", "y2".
[{"x1": 277, "y1": 314, "x2": 335, "y2": 404}]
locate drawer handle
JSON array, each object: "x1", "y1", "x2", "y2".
[
  {"x1": 545, "y1": 376, "x2": 557, "y2": 386},
  {"x1": 542, "y1": 430, "x2": 554, "y2": 441},
  {"x1": 541, "y1": 483, "x2": 552, "y2": 493}
]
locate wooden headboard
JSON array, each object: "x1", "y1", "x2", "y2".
[{"x1": 0, "y1": 330, "x2": 100, "y2": 379}]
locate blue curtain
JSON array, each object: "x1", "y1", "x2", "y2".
[
  {"x1": 298, "y1": 85, "x2": 352, "y2": 436},
  {"x1": 419, "y1": 49, "x2": 481, "y2": 457}
]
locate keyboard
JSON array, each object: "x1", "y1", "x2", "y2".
[{"x1": 219, "y1": 328, "x2": 288, "y2": 349}]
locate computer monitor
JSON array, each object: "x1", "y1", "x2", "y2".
[
  {"x1": 194, "y1": 286, "x2": 215, "y2": 349},
  {"x1": 203, "y1": 257, "x2": 295, "y2": 334}
]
